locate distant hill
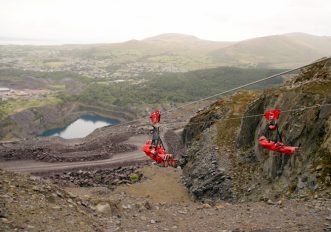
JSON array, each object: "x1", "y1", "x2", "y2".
[
  {"x1": 142, "y1": 33, "x2": 233, "y2": 52},
  {"x1": 64, "y1": 32, "x2": 331, "y2": 69},
  {"x1": 210, "y1": 33, "x2": 331, "y2": 68},
  {"x1": 1, "y1": 32, "x2": 331, "y2": 74},
  {"x1": 56, "y1": 33, "x2": 235, "y2": 70},
  {"x1": 99, "y1": 33, "x2": 233, "y2": 60}
]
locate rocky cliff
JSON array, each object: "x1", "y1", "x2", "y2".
[{"x1": 181, "y1": 58, "x2": 331, "y2": 202}]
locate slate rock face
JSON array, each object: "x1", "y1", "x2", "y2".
[
  {"x1": 181, "y1": 59, "x2": 331, "y2": 202},
  {"x1": 180, "y1": 98, "x2": 234, "y2": 201},
  {"x1": 237, "y1": 91, "x2": 331, "y2": 179},
  {"x1": 182, "y1": 146, "x2": 232, "y2": 201}
]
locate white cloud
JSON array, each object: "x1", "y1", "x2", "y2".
[{"x1": 0, "y1": 0, "x2": 330, "y2": 43}]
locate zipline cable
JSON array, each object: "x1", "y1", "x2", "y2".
[
  {"x1": 109, "y1": 57, "x2": 330, "y2": 129},
  {"x1": 162, "y1": 57, "x2": 330, "y2": 114},
  {"x1": 161, "y1": 103, "x2": 331, "y2": 127}
]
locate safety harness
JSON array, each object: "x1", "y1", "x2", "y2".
[
  {"x1": 143, "y1": 110, "x2": 177, "y2": 167},
  {"x1": 258, "y1": 109, "x2": 300, "y2": 155}
]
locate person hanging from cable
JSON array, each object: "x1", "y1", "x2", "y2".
[
  {"x1": 258, "y1": 109, "x2": 300, "y2": 155},
  {"x1": 143, "y1": 110, "x2": 177, "y2": 167},
  {"x1": 150, "y1": 110, "x2": 161, "y2": 150}
]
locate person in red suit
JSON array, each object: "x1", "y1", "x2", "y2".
[
  {"x1": 258, "y1": 109, "x2": 299, "y2": 155},
  {"x1": 143, "y1": 110, "x2": 177, "y2": 167}
]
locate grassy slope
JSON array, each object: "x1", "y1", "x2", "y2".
[
  {"x1": 61, "y1": 33, "x2": 331, "y2": 69},
  {"x1": 0, "y1": 97, "x2": 62, "y2": 120},
  {"x1": 211, "y1": 33, "x2": 331, "y2": 68},
  {"x1": 75, "y1": 67, "x2": 285, "y2": 107},
  {"x1": 0, "y1": 69, "x2": 89, "y2": 120}
]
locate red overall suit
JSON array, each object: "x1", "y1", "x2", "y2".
[{"x1": 142, "y1": 110, "x2": 177, "y2": 167}]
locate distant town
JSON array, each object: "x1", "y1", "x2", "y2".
[
  {"x1": 0, "y1": 87, "x2": 55, "y2": 101},
  {"x1": 0, "y1": 46, "x2": 186, "y2": 81}
]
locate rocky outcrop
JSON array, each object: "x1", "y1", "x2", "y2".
[
  {"x1": 181, "y1": 59, "x2": 331, "y2": 202},
  {"x1": 164, "y1": 129, "x2": 185, "y2": 160},
  {"x1": 236, "y1": 68, "x2": 331, "y2": 200},
  {"x1": 0, "y1": 169, "x2": 104, "y2": 231},
  {"x1": 0, "y1": 104, "x2": 77, "y2": 139},
  {"x1": 182, "y1": 136, "x2": 233, "y2": 201},
  {"x1": 181, "y1": 91, "x2": 260, "y2": 201},
  {"x1": 47, "y1": 165, "x2": 145, "y2": 188}
]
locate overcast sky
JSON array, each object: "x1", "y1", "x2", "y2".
[{"x1": 0, "y1": 0, "x2": 330, "y2": 44}]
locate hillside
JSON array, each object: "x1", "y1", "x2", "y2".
[
  {"x1": 1, "y1": 93, "x2": 331, "y2": 232},
  {"x1": 181, "y1": 58, "x2": 331, "y2": 202},
  {"x1": 0, "y1": 169, "x2": 104, "y2": 231},
  {"x1": 142, "y1": 33, "x2": 233, "y2": 52},
  {"x1": 75, "y1": 66, "x2": 285, "y2": 107},
  {"x1": 211, "y1": 33, "x2": 331, "y2": 68},
  {"x1": 1, "y1": 33, "x2": 331, "y2": 80},
  {"x1": 0, "y1": 66, "x2": 285, "y2": 140},
  {"x1": 1, "y1": 59, "x2": 331, "y2": 231},
  {"x1": 2, "y1": 166, "x2": 330, "y2": 231}
]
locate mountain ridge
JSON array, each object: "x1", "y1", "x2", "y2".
[
  {"x1": 81, "y1": 32, "x2": 331, "y2": 68},
  {"x1": 210, "y1": 33, "x2": 331, "y2": 68},
  {"x1": 1, "y1": 32, "x2": 331, "y2": 73}
]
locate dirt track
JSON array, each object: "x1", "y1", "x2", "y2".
[
  {"x1": 0, "y1": 132, "x2": 138, "y2": 163},
  {"x1": 0, "y1": 134, "x2": 149, "y2": 174}
]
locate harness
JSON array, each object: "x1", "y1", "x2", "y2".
[
  {"x1": 258, "y1": 109, "x2": 300, "y2": 155},
  {"x1": 143, "y1": 110, "x2": 177, "y2": 167}
]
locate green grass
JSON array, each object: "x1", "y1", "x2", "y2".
[
  {"x1": 0, "y1": 96, "x2": 63, "y2": 120},
  {"x1": 302, "y1": 81, "x2": 331, "y2": 97},
  {"x1": 129, "y1": 173, "x2": 140, "y2": 183},
  {"x1": 49, "y1": 84, "x2": 66, "y2": 91},
  {"x1": 65, "y1": 66, "x2": 284, "y2": 109},
  {"x1": 0, "y1": 69, "x2": 91, "y2": 83}
]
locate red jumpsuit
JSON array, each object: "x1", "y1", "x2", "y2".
[
  {"x1": 143, "y1": 110, "x2": 177, "y2": 167},
  {"x1": 258, "y1": 136, "x2": 298, "y2": 155},
  {"x1": 143, "y1": 140, "x2": 167, "y2": 163}
]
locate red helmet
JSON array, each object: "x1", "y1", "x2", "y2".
[
  {"x1": 150, "y1": 110, "x2": 161, "y2": 124},
  {"x1": 264, "y1": 109, "x2": 281, "y2": 120}
]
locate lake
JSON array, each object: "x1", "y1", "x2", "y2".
[{"x1": 40, "y1": 114, "x2": 120, "y2": 139}]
